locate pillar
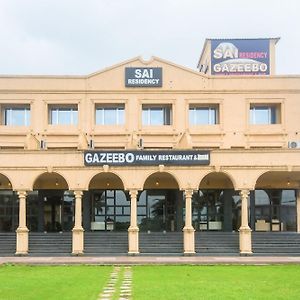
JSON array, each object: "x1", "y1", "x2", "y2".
[
  {"x1": 297, "y1": 190, "x2": 300, "y2": 233},
  {"x1": 15, "y1": 191, "x2": 29, "y2": 255},
  {"x1": 183, "y1": 189, "x2": 195, "y2": 255},
  {"x1": 72, "y1": 190, "x2": 84, "y2": 255},
  {"x1": 128, "y1": 189, "x2": 139, "y2": 255},
  {"x1": 239, "y1": 189, "x2": 252, "y2": 255}
]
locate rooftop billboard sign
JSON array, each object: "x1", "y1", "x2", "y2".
[{"x1": 211, "y1": 39, "x2": 270, "y2": 75}]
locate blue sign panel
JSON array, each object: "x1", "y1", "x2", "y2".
[
  {"x1": 125, "y1": 67, "x2": 162, "y2": 87},
  {"x1": 211, "y1": 39, "x2": 270, "y2": 75}
]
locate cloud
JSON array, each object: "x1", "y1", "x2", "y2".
[{"x1": 0, "y1": 0, "x2": 299, "y2": 75}]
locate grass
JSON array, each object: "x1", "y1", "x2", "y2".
[
  {"x1": 132, "y1": 265, "x2": 300, "y2": 300},
  {"x1": 0, "y1": 265, "x2": 112, "y2": 300},
  {"x1": 0, "y1": 265, "x2": 300, "y2": 300}
]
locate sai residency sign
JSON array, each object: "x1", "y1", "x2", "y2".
[
  {"x1": 125, "y1": 67, "x2": 162, "y2": 87},
  {"x1": 211, "y1": 39, "x2": 270, "y2": 75},
  {"x1": 84, "y1": 150, "x2": 210, "y2": 166}
]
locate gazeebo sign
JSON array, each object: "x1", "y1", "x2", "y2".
[
  {"x1": 211, "y1": 39, "x2": 270, "y2": 75},
  {"x1": 125, "y1": 67, "x2": 162, "y2": 87},
  {"x1": 84, "y1": 150, "x2": 210, "y2": 166}
]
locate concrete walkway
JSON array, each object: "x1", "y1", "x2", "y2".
[{"x1": 1, "y1": 256, "x2": 300, "y2": 265}]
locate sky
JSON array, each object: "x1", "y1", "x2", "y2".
[{"x1": 0, "y1": 0, "x2": 299, "y2": 75}]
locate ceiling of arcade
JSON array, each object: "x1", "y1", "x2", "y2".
[
  {"x1": 256, "y1": 171, "x2": 300, "y2": 189},
  {"x1": 33, "y1": 172, "x2": 68, "y2": 190}
]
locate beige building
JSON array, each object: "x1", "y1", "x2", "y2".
[{"x1": 0, "y1": 38, "x2": 300, "y2": 256}]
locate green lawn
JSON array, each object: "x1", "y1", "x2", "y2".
[
  {"x1": 0, "y1": 265, "x2": 112, "y2": 300},
  {"x1": 132, "y1": 265, "x2": 300, "y2": 300},
  {"x1": 0, "y1": 265, "x2": 300, "y2": 300}
]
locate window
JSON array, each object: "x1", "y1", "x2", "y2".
[
  {"x1": 49, "y1": 105, "x2": 78, "y2": 125},
  {"x1": 189, "y1": 105, "x2": 219, "y2": 125},
  {"x1": 2, "y1": 105, "x2": 30, "y2": 126},
  {"x1": 250, "y1": 104, "x2": 280, "y2": 125},
  {"x1": 142, "y1": 105, "x2": 172, "y2": 126},
  {"x1": 95, "y1": 105, "x2": 125, "y2": 125}
]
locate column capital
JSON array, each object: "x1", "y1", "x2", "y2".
[
  {"x1": 74, "y1": 190, "x2": 83, "y2": 198},
  {"x1": 129, "y1": 189, "x2": 139, "y2": 198},
  {"x1": 17, "y1": 191, "x2": 27, "y2": 198},
  {"x1": 239, "y1": 189, "x2": 250, "y2": 198},
  {"x1": 184, "y1": 189, "x2": 194, "y2": 198}
]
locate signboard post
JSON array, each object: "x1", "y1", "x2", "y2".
[
  {"x1": 211, "y1": 39, "x2": 270, "y2": 75},
  {"x1": 125, "y1": 67, "x2": 162, "y2": 87}
]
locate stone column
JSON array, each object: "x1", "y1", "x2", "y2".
[
  {"x1": 239, "y1": 189, "x2": 252, "y2": 255},
  {"x1": 297, "y1": 190, "x2": 300, "y2": 233},
  {"x1": 72, "y1": 190, "x2": 84, "y2": 255},
  {"x1": 128, "y1": 189, "x2": 139, "y2": 255},
  {"x1": 15, "y1": 191, "x2": 29, "y2": 255},
  {"x1": 183, "y1": 189, "x2": 195, "y2": 255}
]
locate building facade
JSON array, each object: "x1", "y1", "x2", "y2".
[{"x1": 0, "y1": 38, "x2": 300, "y2": 256}]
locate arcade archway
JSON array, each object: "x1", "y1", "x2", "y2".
[
  {"x1": 29, "y1": 172, "x2": 72, "y2": 232},
  {"x1": 193, "y1": 172, "x2": 238, "y2": 231},
  {"x1": 139, "y1": 172, "x2": 182, "y2": 232},
  {"x1": 86, "y1": 172, "x2": 128, "y2": 231},
  {"x1": 0, "y1": 174, "x2": 16, "y2": 232},
  {"x1": 252, "y1": 171, "x2": 299, "y2": 232}
]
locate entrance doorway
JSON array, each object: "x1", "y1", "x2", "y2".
[
  {"x1": 138, "y1": 190, "x2": 183, "y2": 232},
  {"x1": 192, "y1": 189, "x2": 239, "y2": 231},
  {"x1": 44, "y1": 196, "x2": 61, "y2": 232},
  {"x1": 89, "y1": 190, "x2": 130, "y2": 231},
  {"x1": 27, "y1": 190, "x2": 74, "y2": 232},
  {"x1": 251, "y1": 189, "x2": 297, "y2": 232},
  {"x1": 42, "y1": 192, "x2": 74, "y2": 232}
]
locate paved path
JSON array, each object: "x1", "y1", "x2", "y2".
[
  {"x1": 98, "y1": 266, "x2": 120, "y2": 300},
  {"x1": 98, "y1": 266, "x2": 132, "y2": 300},
  {"x1": 1, "y1": 256, "x2": 300, "y2": 265}
]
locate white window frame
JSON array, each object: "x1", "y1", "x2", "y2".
[
  {"x1": 250, "y1": 105, "x2": 279, "y2": 125},
  {"x1": 3, "y1": 106, "x2": 30, "y2": 126},
  {"x1": 95, "y1": 105, "x2": 125, "y2": 125},
  {"x1": 142, "y1": 105, "x2": 172, "y2": 126},
  {"x1": 189, "y1": 105, "x2": 219, "y2": 125},
  {"x1": 49, "y1": 105, "x2": 78, "y2": 125}
]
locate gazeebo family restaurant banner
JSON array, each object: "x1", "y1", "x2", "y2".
[
  {"x1": 211, "y1": 39, "x2": 270, "y2": 75},
  {"x1": 84, "y1": 150, "x2": 210, "y2": 166}
]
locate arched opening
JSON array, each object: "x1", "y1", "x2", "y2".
[
  {"x1": 28, "y1": 172, "x2": 73, "y2": 232},
  {"x1": 0, "y1": 174, "x2": 16, "y2": 232},
  {"x1": 193, "y1": 172, "x2": 238, "y2": 231},
  {"x1": 253, "y1": 171, "x2": 299, "y2": 232},
  {"x1": 139, "y1": 172, "x2": 182, "y2": 232},
  {"x1": 86, "y1": 173, "x2": 128, "y2": 232}
]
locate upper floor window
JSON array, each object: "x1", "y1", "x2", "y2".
[
  {"x1": 250, "y1": 104, "x2": 280, "y2": 125},
  {"x1": 2, "y1": 105, "x2": 30, "y2": 126},
  {"x1": 49, "y1": 105, "x2": 78, "y2": 125},
  {"x1": 95, "y1": 104, "x2": 125, "y2": 125},
  {"x1": 142, "y1": 105, "x2": 172, "y2": 126},
  {"x1": 189, "y1": 105, "x2": 219, "y2": 125}
]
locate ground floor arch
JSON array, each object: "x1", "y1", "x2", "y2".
[
  {"x1": 0, "y1": 173, "x2": 16, "y2": 232},
  {"x1": 26, "y1": 172, "x2": 74, "y2": 233},
  {"x1": 84, "y1": 172, "x2": 129, "y2": 232},
  {"x1": 191, "y1": 172, "x2": 240, "y2": 232},
  {"x1": 138, "y1": 172, "x2": 183, "y2": 232},
  {"x1": 250, "y1": 171, "x2": 300, "y2": 232}
]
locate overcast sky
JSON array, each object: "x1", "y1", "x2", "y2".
[{"x1": 0, "y1": 0, "x2": 299, "y2": 75}]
